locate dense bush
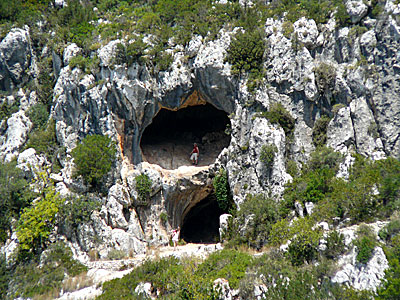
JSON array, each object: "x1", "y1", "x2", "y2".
[
  {"x1": 9, "y1": 241, "x2": 87, "y2": 299},
  {"x1": 244, "y1": 251, "x2": 373, "y2": 300},
  {"x1": 58, "y1": 194, "x2": 101, "y2": 231},
  {"x1": 0, "y1": 255, "x2": 9, "y2": 299},
  {"x1": 283, "y1": 147, "x2": 341, "y2": 212},
  {"x1": 312, "y1": 115, "x2": 331, "y2": 148},
  {"x1": 260, "y1": 144, "x2": 278, "y2": 168},
  {"x1": 0, "y1": 98, "x2": 20, "y2": 121},
  {"x1": 286, "y1": 217, "x2": 322, "y2": 265},
  {"x1": 69, "y1": 55, "x2": 100, "y2": 74},
  {"x1": 226, "y1": 194, "x2": 279, "y2": 248},
  {"x1": 323, "y1": 230, "x2": 346, "y2": 260},
  {"x1": 225, "y1": 30, "x2": 265, "y2": 76},
  {"x1": 353, "y1": 225, "x2": 377, "y2": 264},
  {"x1": 0, "y1": 161, "x2": 31, "y2": 243},
  {"x1": 25, "y1": 118, "x2": 58, "y2": 158},
  {"x1": 314, "y1": 62, "x2": 336, "y2": 93},
  {"x1": 16, "y1": 171, "x2": 64, "y2": 255},
  {"x1": 261, "y1": 102, "x2": 295, "y2": 138},
  {"x1": 27, "y1": 103, "x2": 49, "y2": 130},
  {"x1": 72, "y1": 134, "x2": 117, "y2": 188},
  {"x1": 135, "y1": 173, "x2": 152, "y2": 206},
  {"x1": 213, "y1": 168, "x2": 234, "y2": 212},
  {"x1": 196, "y1": 249, "x2": 253, "y2": 289}
]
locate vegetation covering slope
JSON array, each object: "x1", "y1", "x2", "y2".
[{"x1": 0, "y1": 0, "x2": 399, "y2": 299}]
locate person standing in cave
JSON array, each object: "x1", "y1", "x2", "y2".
[
  {"x1": 190, "y1": 143, "x2": 199, "y2": 165},
  {"x1": 171, "y1": 226, "x2": 180, "y2": 250}
]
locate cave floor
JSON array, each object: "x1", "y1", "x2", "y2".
[{"x1": 141, "y1": 133, "x2": 229, "y2": 170}]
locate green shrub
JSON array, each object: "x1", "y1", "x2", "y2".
[
  {"x1": 286, "y1": 159, "x2": 299, "y2": 177},
  {"x1": 226, "y1": 194, "x2": 279, "y2": 248},
  {"x1": 312, "y1": 115, "x2": 331, "y2": 148},
  {"x1": 160, "y1": 212, "x2": 168, "y2": 224},
  {"x1": 69, "y1": 55, "x2": 100, "y2": 74},
  {"x1": 314, "y1": 62, "x2": 336, "y2": 93},
  {"x1": 311, "y1": 146, "x2": 341, "y2": 170},
  {"x1": 260, "y1": 144, "x2": 278, "y2": 168},
  {"x1": 269, "y1": 218, "x2": 292, "y2": 246},
  {"x1": 72, "y1": 134, "x2": 117, "y2": 188},
  {"x1": 196, "y1": 249, "x2": 253, "y2": 289},
  {"x1": 107, "y1": 249, "x2": 126, "y2": 260},
  {"x1": 10, "y1": 241, "x2": 86, "y2": 299},
  {"x1": 58, "y1": 195, "x2": 101, "y2": 231},
  {"x1": 332, "y1": 103, "x2": 346, "y2": 115},
  {"x1": 27, "y1": 103, "x2": 49, "y2": 130},
  {"x1": 367, "y1": 121, "x2": 379, "y2": 139},
  {"x1": 335, "y1": 2, "x2": 351, "y2": 27},
  {"x1": 25, "y1": 118, "x2": 58, "y2": 157},
  {"x1": 323, "y1": 230, "x2": 346, "y2": 259},
  {"x1": 0, "y1": 161, "x2": 31, "y2": 243},
  {"x1": 135, "y1": 174, "x2": 152, "y2": 206},
  {"x1": 225, "y1": 30, "x2": 265, "y2": 75},
  {"x1": 213, "y1": 168, "x2": 234, "y2": 212},
  {"x1": 376, "y1": 258, "x2": 400, "y2": 300},
  {"x1": 16, "y1": 171, "x2": 64, "y2": 255},
  {"x1": 353, "y1": 225, "x2": 377, "y2": 264},
  {"x1": 0, "y1": 255, "x2": 9, "y2": 299},
  {"x1": 262, "y1": 102, "x2": 295, "y2": 137},
  {"x1": 286, "y1": 217, "x2": 322, "y2": 266},
  {"x1": 379, "y1": 218, "x2": 400, "y2": 242},
  {"x1": 99, "y1": 256, "x2": 186, "y2": 299},
  {"x1": 0, "y1": 98, "x2": 20, "y2": 121},
  {"x1": 282, "y1": 21, "x2": 294, "y2": 38}
]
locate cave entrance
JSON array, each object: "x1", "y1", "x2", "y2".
[
  {"x1": 180, "y1": 194, "x2": 224, "y2": 244},
  {"x1": 140, "y1": 103, "x2": 231, "y2": 169}
]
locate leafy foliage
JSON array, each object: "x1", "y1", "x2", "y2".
[
  {"x1": 225, "y1": 30, "x2": 265, "y2": 76},
  {"x1": 312, "y1": 115, "x2": 331, "y2": 148},
  {"x1": 213, "y1": 168, "x2": 234, "y2": 212},
  {"x1": 261, "y1": 102, "x2": 295, "y2": 137},
  {"x1": 25, "y1": 118, "x2": 58, "y2": 158},
  {"x1": 27, "y1": 103, "x2": 49, "y2": 130},
  {"x1": 135, "y1": 174, "x2": 152, "y2": 206},
  {"x1": 226, "y1": 194, "x2": 279, "y2": 248},
  {"x1": 10, "y1": 241, "x2": 87, "y2": 299},
  {"x1": 58, "y1": 194, "x2": 101, "y2": 231},
  {"x1": 0, "y1": 98, "x2": 20, "y2": 121},
  {"x1": 353, "y1": 225, "x2": 377, "y2": 264},
  {"x1": 0, "y1": 161, "x2": 31, "y2": 243},
  {"x1": 0, "y1": 255, "x2": 9, "y2": 299},
  {"x1": 72, "y1": 134, "x2": 117, "y2": 188},
  {"x1": 323, "y1": 230, "x2": 346, "y2": 260},
  {"x1": 195, "y1": 249, "x2": 253, "y2": 289},
  {"x1": 286, "y1": 217, "x2": 322, "y2": 265},
  {"x1": 269, "y1": 217, "x2": 322, "y2": 266},
  {"x1": 16, "y1": 171, "x2": 64, "y2": 255},
  {"x1": 260, "y1": 144, "x2": 278, "y2": 168}
]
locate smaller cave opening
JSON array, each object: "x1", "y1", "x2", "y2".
[
  {"x1": 140, "y1": 103, "x2": 231, "y2": 169},
  {"x1": 180, "y1": 194, "x2": 224, "y2": 244}
]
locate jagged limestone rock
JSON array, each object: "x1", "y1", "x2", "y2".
[
  {"x1": 0, "y1": 110, "x2": 32, "y2": 162},
  {"x1": 0, "y1": 27, "x2": 32, "y2": 92}
]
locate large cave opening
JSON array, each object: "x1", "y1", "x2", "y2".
[
  {"x1": 140, "y1": 103, "x2": 231, "y2": 169},
  {"x1": 180, "y1": 194, "x2": 224, "y2": 244}
]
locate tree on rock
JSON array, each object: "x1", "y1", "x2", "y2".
[{"x1": 72, "y1": 135, "x2": 117, "y2": 188}]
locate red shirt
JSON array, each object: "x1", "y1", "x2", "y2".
[{"x1": 193, "y1": 146, "x2": 199, "y2": 153}]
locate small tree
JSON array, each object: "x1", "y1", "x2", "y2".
[
  {"x1": 72, "y1": 134, "x2": 116, "y2": 188},
  {"x1": 213, "y1": 169, "x2": 234, "y2": 212},
  {"x1": 135, "y1": 174, "x2": 152, "y2": 206}
]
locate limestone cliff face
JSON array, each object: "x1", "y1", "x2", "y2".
[{"x1": 1, "y1": 0, "x2": 400, "y2": 291}]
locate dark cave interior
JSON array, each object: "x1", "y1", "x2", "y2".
[
  {"x1": 180, "y1": 194, "x2": 224, "y2": 244},
  {"x1": 140, "y1": 103, "x2": 231, "y2": 169}
]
